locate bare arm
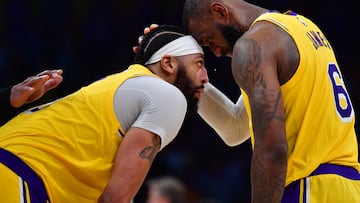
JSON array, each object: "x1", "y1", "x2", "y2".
[
  {"x1": 231, "y1": 25, "x2": 288, "y2": 203},
  {"x1": 98, "y1": 127, "x2": 161, "y2": 203},
  {"x1": 197, "y1": 82, "x2": 250, "y2": 146}
]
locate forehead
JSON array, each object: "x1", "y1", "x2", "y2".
[{"x1": 187, "y1": 19, "x2": 210, "y2": 39}]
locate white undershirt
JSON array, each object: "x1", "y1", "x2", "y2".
[
  {"x1": 113, "y1": 76, "x2": 187, "y2": 150},
  {"x1": 197, "y1": 83, "x2": 250, "y2": 146}
]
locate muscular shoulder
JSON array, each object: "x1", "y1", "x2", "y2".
[{"x1": 233, "y1": 21, "x2": 299, "y2": 87}]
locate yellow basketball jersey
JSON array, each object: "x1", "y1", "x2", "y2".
[
  {"x1": 0, "y1": 64, "x2": 159, "y2": 202},
  {"x1": 242, "y1": 11, "x2": 359, "y2": 186}
]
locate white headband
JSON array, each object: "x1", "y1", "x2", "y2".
[{"x1": 145, "y1": 35, "x2": 204, "y2": 65}]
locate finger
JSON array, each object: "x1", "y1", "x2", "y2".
[
  {"x1": 55, "y1": 69, "x2": 63, "y2": 75},
  {"x1": 10, "y1": 85, "x2": 36, "y2": 108},
  {"x1": 24, "y1": 75, "x2": 49, "y2": 88},
  {"x1": 37, "y1": 70, "x2": 56, "y2": 77},
  {"x1": 36, "y1": 69, "x2": 63, "y2": 77},
  {"x1": 43, "y1": 77, "x2": 63, "y2": 91},
  {"x1": 50, "y1": 69, "x2": 63, "y2": 79},
  {"x1": 133, "y1": 46, "x2": 139, "y2": 53},
  {"x1": 143, "y1": 26, "x2": 149, "y2": 34},
  {"x1": 138, "y1": 35, "x2": 144, "y2": 44},
  {"x1": 144, "y1": 24, "x2": 158, "y2": 35},
  {"x1": 144, "y1": 27, "x2": 151, "y2": 35},
  {"x1": 149, "y1": 24, "x2": 159, "y2": 30}
]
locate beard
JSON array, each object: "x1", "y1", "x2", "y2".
[
  {"x1": 217, "y1": 23, "x2": 243, "y2": 50},
  {"x1": 174, "y1": 66, "x2": 201, "y2": 116}
]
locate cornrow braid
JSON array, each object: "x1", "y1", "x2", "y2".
[{"x1": 134, "y1": 25, "x2": 187, "y2": 65}]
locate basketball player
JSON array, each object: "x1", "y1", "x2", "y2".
[
  {"x1": 0, "y1": 25, "x2": 208, "y2": 203},
  {"x1": 182, "y1": 0, "x2": 360, "y2": 202},
  {"x1": 135, "y1": 24, "x2": 251, "y2": 147}
]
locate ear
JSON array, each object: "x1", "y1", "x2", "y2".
[
  {"x1": 160, "y1": 55, "x2": 177, "y2": 74},
  {"x1": 210, "y1": 2, "x2": 229, "y2": 21}
]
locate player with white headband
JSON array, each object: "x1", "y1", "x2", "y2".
[
  {"x1": 0, "y1": 25, "x2": 208, "y2": 202},
  {"x1": 145, "y1": 35, "x2": 203, "y2": 65},
  {"x1": 135, "y1": 24, "x2": 251, "y2": 147}
]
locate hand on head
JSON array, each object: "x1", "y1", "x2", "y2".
[
  {"x1": 10, "y1": 69, "x2": 63, "y2": 108},
  {"x1": 132, "y1": 24, "x2": 159, "y2": 53}
]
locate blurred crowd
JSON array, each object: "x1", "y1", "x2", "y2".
[{"x1": 0, "y1": 0, "x2": 358, "y2": 202}]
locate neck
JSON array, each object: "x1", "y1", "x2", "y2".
[
  {"x1": 231, "y1": 1, "x2": 268, "y2": 31},
  {"x1": 147, "y1": 64, "x2": 175, "y2": 84}
]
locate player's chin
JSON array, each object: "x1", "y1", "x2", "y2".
[
  {"x1": 193, "y1": 92, "x2": 201, "y2": 100},
  {"x1": 194, "y1": 88, "x2": 204, "y2": 99}
]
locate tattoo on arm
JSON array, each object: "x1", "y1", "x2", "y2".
[
  {"x1": 98, "y1": 190, "x2": 113, "y2": 203},
  {"x1": 232, "y1": 38, "x2": 261, "y2": 92},
  {"x1": 252, "y1": 90, "x2": 284, "y2": 141},
  {"x1": 233, "y1": 38, "x2": 287, "y2": 202},
  {"x1": 252, "y1": 155, "x2": 286, "y2": 202},
  {"x1": 232, "y1": 38, "x2": 285, "y2": 140},
  {"x1": 139, "y1": 134, "x2": 161, "y2": 162}
]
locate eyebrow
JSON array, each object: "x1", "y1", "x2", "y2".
[{"x1": 197, "y1": 33, "x2": 208, "y2": 45}]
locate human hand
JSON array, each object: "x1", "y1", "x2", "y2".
[
  {"x1": 132, "y1": 24, "x2": 159, "y2": 53},
  {"x1": 10, "y1": 69, "x2": 63, "y2": 108}
]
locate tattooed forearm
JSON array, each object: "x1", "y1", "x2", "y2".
[
  {"x1": 98, "y1": 190, "x2": 113, "y2": 203},
  {"x1": 139, "y1": 134, "x2": 161, "y2": 162},
  {"x1": 252, "y1": 90, "x2": 285, "y2": 140},
  {"x1": 252, "y1": 154, "x2": 286, "y2": 203},
  {"x1": 233, "y1": 36, "x2": 287, "y2": 203}
]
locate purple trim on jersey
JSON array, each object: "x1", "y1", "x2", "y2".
[
  {"x1": 267, "y1": 10, "x2": 297, "y2": 16},
  {"x1": 22, "y1": 180, "x2": 28, "y2": 203},
  {"x1": 287, "y1": 10, "x2": 297, "y2": 16},
  {"x1": 282, "y1": 163, "x2": 360, "y2": 202},
  {"x1": 0, "y1": 148, "x2": 50, "y2": 203},
  {"x1": 310, "y1": 163, "x2": 360, "y2": 180},
  {"x1": 282, "y1": 179, "x2": 300, "y2": 203}
]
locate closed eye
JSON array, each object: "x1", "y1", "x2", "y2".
[{"x1": 198, "y1": 35, "x2": 210, "y2": 46}]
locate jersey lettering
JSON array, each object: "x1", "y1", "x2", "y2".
[{"x1": 328, "y1": 63, "x2": 353, "y2": 122}]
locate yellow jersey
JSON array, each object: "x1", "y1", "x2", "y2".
[
  {"x1": 0, "y1": 64, "x2": 162, "y2": 202},
  {"x1": 242, "y1": 11, "x2": 358, "y2": 186}
]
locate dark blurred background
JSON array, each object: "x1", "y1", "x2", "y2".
[{"x1": 0, "y1": 0, "x2": 358, "y2": 202}]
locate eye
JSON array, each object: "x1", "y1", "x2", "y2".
[
  {"x1": 202, "y1": 38, "x2": 211, "y2": 46},
  {"x1": 199, "y1": 38, "x2": 206, "y2": 46},
  {"x1": 199, "y1": 36, "x2": 211, "y2": 46}
]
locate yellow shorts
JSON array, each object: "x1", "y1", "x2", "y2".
[
  {"x1": 0, "y1": 148, "x2": 50, "y2": 203},
  {"x1": 283, "y1": 164, "x2": 360, "y2": 203},
  {"x1": 0, "y1": 163, "x2": 30, "y2": 202}
]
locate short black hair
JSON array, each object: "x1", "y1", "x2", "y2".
[
  {"x1": 182, "y1": 0, "x2": 210, "y2": 30},
  {"x1": 134, "y1": 25, "x2": 187, "y2": 65},
  {"x1": 147, "y1": 176, "x2": 187, "y2": 203}
]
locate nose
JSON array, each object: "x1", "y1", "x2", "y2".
[
  {"x1": 201, "y1": 67, "x2": 209, "y2": 83},
  {"x1": 209, "y1": 42, "x2": 222, "y2": 57}
]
